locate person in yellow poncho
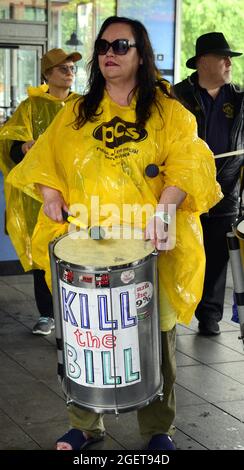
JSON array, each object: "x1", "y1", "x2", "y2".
[
  {"x1": 7, "y1": 16, "x2": 222, "y2": 450},
  {"x1": 0, "y1": 48, "x2": 81, "y2": 336}
]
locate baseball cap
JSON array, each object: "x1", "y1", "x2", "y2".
[{"x1": 41, "y1": 48, "x2": 82, "y2": 75}]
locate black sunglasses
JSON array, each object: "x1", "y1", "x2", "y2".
[{"x1": 95, "y1": 38, "x2": 137, "y2": 55}]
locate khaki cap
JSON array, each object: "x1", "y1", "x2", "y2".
[{"x1": 41, "y1": 48, "x2": 82, "y2": 75}]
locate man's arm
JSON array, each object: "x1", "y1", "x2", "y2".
[{"x1": 10, "y1": 139, "x2": 35, "y2": 164}]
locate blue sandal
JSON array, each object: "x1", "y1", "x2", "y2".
[
  {"x1": 56, "y1": 428, "x2": 105, "y2": 450},
  {"x1": 147, "y1": 434, "x2": 176, "y2": 450}
]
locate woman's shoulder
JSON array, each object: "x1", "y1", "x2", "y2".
[{"x1": 156, "y1": 86, "x2": 189, "y2": 115}]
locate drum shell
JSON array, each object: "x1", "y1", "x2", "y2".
[
  {"x1": 233, "y1": 216, "x2": 244, "y2": 266},
  {"x1": 49, "y1": 234, "x2": 163, "y2": 413}
]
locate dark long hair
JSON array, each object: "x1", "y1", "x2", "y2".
[{"x1": 74, "y1": 16, "x2": 172, "y2": 129}]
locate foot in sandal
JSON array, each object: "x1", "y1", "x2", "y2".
[{"x1": 56, "y1": 428, "x2": 105, "y2": 450}]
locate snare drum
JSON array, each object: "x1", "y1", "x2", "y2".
[
  {"x1": 227, "y1": 217, "x2": 244, "y2": 348},
  {"x1": 49, "y1": 227, "x2": 163, "y2": 413},
  {"x1": 233, "y1": 215, "x2": 244, "y2": 266}
]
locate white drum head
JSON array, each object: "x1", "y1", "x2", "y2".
[{"x1": 53, "y1": 226, "x2": 154, "y2": 267}]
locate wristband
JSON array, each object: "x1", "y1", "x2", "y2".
[{"x1": 152, "y1": 211, "x2": 171, "y2": 225}]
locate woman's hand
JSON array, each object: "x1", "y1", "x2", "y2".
[
  {"x1": 37, "y1": 185, "x2": 69, "y2": 223},
  {"x1": 145, "y1": 186, "x2": 186, "y2": 250},
  {"x1": 145, "y1": 215, "x2": 169, "y2": 251}
]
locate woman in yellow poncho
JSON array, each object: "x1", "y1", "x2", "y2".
[
  {"x1": 0, "y1": 48, "x2": 81, "y2": 335},
  {"x1": 7, "y1": 17, "x2": 222, "y2": 450}
]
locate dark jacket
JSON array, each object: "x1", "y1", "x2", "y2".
[{"x1": 174, "y1": 72, "x2": 244, "y2": 216}]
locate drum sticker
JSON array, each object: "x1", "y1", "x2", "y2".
[
  {"x1": 59, "y1": 281, "x2": 141, "y2": 388},
  {"x1": 136, "y1": 282, "x2": 153, "y2": 309},
  {"x1": 95, "y1": 273, "x2": 110, "y2": 288},
  {"x1": 79, "y1": 274, "x2": 94, "y2": 284},
  {"x1": 63, "y1": 269, "x2": 74, "y2": 284},
  {"x1": 121, "y1": 270, "x2": 135, "y2": 284},
  {"x1": 137, "y1": 310, "x2": 151, "y2": 321}
]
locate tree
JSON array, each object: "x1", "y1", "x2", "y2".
[{"x1": 180, "y1": 0, "x2": 244, "y2": 88}]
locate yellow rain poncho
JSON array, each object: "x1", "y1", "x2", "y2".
[
  {"x1": 0, "y1": 84, "x2": 79, "y2": 270},
  {"x1": 7, "y1": 89, "x2": 222, "y2": 330}
]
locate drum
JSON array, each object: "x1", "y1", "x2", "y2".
[
  {"x1": 49, "y1": 227, "x2": 163, "y2": 413},
  {"x1": 233, "y1": 215, "x2": 244, "y2": 266},
  {"x1": 227, "y1": 216, "x2": 244, "y2": 349}
]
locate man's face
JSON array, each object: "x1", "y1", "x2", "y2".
[{"x1": 199, "y1": 54, "x2": 232, "y2": 86}]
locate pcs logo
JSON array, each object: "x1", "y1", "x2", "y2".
[{"x1": 93, "y1": 116, "x2": 148, "y2": 149}]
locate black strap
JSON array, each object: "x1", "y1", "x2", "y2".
[{"x1": 238, "y1": 166, "x2": 244, "y2": 217}]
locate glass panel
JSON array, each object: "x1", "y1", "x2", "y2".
[
  {"x1": 50, "y1": 0, "x2": 116, "y2": 94},
  {"x1": 0, "y1": 48, "x2": 38, "y2": 124},
  {"x1": 94, "y1": 0, "x2": 116, "y2": 31},
  {"x1": 0, "y1": 0, "x2": 47, "y2": 21},
  {"x1": 117, "y1": 0, "x2": 176, "y2": 83}
]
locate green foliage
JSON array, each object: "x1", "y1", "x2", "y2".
[{"x1": 180, "y1": 0, "x2": 244, "y2": 88}]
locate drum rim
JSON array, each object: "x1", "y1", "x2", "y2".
[
  {"x1": 53, "y1": 250, "x2": 155, "y2": 272},
  {"x1": 233, "y1": 215, "x2": 244, "y2": 240},
  {"x1": 52, "y1": 232, "x2": 157, "y2": 271}
]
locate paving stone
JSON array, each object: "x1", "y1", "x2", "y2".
[
  {"x1": 174, "y1": 429, "x2": 207, "y2": 450},
  {"x1": 175, "y1": 403, "x2": 244, "y2": 450},
  {"x1": 211, "y1": 331, "x2": 244, "y2": 354},
  {"x1": 176, "y1": 364, "x2": 244, "y2": 403},
  {"x1": 176, "y1": 334, "x2": 244, "y2": 364},
  {"x1": 0, "y1": 274, "x2": 33, "y2": 284},
  {"x1": 0, "y1": 409, "x2": 40, "y2": 450},
  {"x1": 176, "y1": 350, "x2": 200, "y2": 366},
  {"x1": 216, "y1": 400, "x2": 244, "y2": 422},
  {"x1": 0, "y1": 283, "x2": 33, "y2": 304},
  {"x1": 210, "y1": 361, "x2": 244, "y2": 385},
  {"x1": 0, "y1": 383, "x2": 66, "y2": 426},
  {"x1": 176, "y1": 384, "x2": 206, "y2": 406}
]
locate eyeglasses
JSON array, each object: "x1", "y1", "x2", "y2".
[
  {"x1": 95, "y1": 38, "x2": 137, "y2": 55},
  {"x1": 54, "y1": 65, "x2": 77, "y2": 75}
]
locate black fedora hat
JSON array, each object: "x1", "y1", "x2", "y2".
[{"x1": 186, "y1": 32, "x2": 242, "y2": 69}]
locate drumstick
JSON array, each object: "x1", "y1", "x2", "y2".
[
  {"x1": 62, "y1": 210, "x2": 105, "y2": 240},
  {"x1": 214, "y1": 149, "x2": 244, "y2": 159},
  {"x1": 145, "y1": 149, "x2": 244, "y2": 178}
]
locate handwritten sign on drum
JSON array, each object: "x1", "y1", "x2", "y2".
[
  {"x1": 51, "y1": 230, "x2": 162, "y2": 412},
  {"x1": 60, "y1": 281, "x2": 141, "y2": 388}
]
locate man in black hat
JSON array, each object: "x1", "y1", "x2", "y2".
[{"x1": 174, "y1": 32, "x2": 244, "y2": 336}]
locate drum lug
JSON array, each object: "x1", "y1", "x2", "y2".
[{"x1": 158, "y1": 391, "x2": 164, "y2": 401}]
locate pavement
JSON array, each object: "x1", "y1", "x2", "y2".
[{"x1": 0, "y1": 267, "x2": 244, "y2": 451}]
